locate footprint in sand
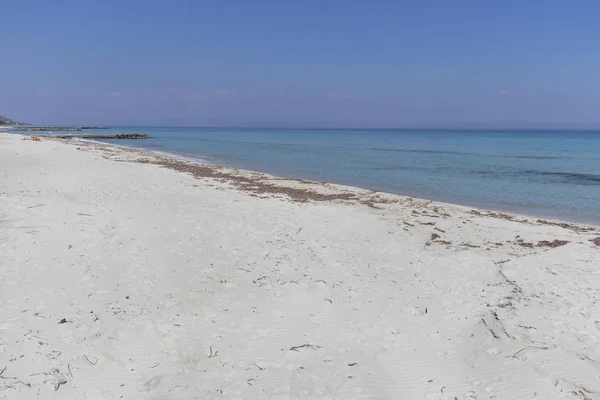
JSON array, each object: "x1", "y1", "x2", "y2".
[{"x1": 138, "y1": 375, "x2": 162, "y2": 392}]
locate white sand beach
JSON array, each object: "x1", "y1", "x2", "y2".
[{"x1": 1, "y1": 132, "x2": 600, "y2": 399}]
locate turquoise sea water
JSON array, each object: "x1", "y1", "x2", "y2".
[{"x1": 15, "y1": 127, "x2": 600, "y2": 224}]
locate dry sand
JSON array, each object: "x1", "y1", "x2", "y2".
[{"x1": 1, "y1": 133, "x2": 600, "y2": 399}]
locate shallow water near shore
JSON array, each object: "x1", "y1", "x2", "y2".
[{"x1": 14, "y1": 127, "x2": 600, "y2": 224}]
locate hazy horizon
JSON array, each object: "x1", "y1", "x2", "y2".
[
  {"x1": 2, "y1": 1, "x2": 600, "y2": 128},
  {"x1": 8, "y1": 121, "x2": 600, "y2": 131}
]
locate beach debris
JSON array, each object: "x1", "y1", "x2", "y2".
[
  {"x1": 515, "y1": 238, "x2": 569, "y2": 248},
  {"x1": 253, "y1": 276, "x2": 267, "y2": 286},
  {"x1": 487, "y1": 299, "x2": 511, "y2": 308},
  {"x1": 134, "y1": 156, "x2": 400, "y2": 208},
  {"x1": 253, "y1": 363, "x2": 265, "y2": 371},
  {"x1": 247, "y1": 378, "x2": 256, "y2": 386},
  {"x1": 84, "y1": 355, "x2": 98, "y2": 365},
  {"x1": 536, "y1": 239, "x2": 569, "y2": 248},
  {"x1": 428, "y1": 233, "x2": 452, "y2": 246},
  {"x1": 50, "y1": 133, "x2": 148, "y2": 139},
  {"x1": 289, "y1": 344, "x2": 321, "y2": 352},
  {"x1": 58, "y1": 318, "x2": 68, "y2": 324},
  {"x1": 470, "y1": 209, "x2": 528, "y2": 223},
  {"x1": 515, "y1": 237, "x2": 534, "y2": 248},
  {"x1": 348, "y1": 363, "x2": 358, "y2": 367},
  {"x1": 511, "y1": 345, "x2": 549, "y2": 360},
  {"x1": 460, "y1": 242, "x2": 481, "y2": 248},
  {"x1": 517, "y1": 324, "x2": 536, "y2": 330},
  {"x1": 480, "y1": 311, "x2": 513, "y2": 340},
  {"x1": 536, "y1": 219, "x2": 596, "y2": 233},
  {"x1": 46, "y1": 350, "x2": 62, "y2": 360},
  {"x1": 208, "y1": 347, "x2": 218, "y2": 358},
  {"x1": 52, "y1": 369, "x2": 68, "y2": 391}
]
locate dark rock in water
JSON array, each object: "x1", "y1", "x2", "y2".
[{"x1": 114, "y1": 134, "x2": 148, "y2": 139}]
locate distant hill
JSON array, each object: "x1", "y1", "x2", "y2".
[{"x1": 0, "y1": 115, "x2": 28, "y2": 126}]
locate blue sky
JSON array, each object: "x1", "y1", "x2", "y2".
[{"x1": 1, "y1": 0, "x2": 599, "y2": 127}]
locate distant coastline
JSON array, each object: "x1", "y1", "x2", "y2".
[
  {"x1": 0, "y1": 115, "x2": 29, "y2": 127},
  {"x1": 5, "y1": 119, "x2": 600, "y2": 133}
]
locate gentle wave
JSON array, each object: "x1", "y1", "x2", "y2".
[
  {"x1": 368, "y1": 164, "x2": 600, "y2": 186},
  {"x1": 372, "y1": 147, "x2": 563, "y2": 160},
  {"x1": 144, "y1": 136, "x2": 567, "y2": 161},
  {"x1": 526, "y1": 170, "x2": 600, "y2": 185}
]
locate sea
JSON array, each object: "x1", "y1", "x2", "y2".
[{"x1": 12, "y1": 127, "x2": 600, "y2": 225}]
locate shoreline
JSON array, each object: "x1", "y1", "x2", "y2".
[
  {"x1": 2, "y1": 132, "x2": 600, "y2": 399},
  {"x1": 9, "y1": 130, "x2": 600, "y2": 226},
  {"x1": 55, "y1": 134, "x2": 600, "y2": 229}
]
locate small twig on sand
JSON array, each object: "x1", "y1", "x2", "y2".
[
  {"x1": 27, "y1": 204, "x2": 44, "y2": 209},
  {"x1": 0, "y1": 366, "x2": 17, "y2": 380},
  {"x1": 583, "y1": 355, "x2": 600, "y2": 365},
  {"x1": 77, "y1": 213, "x2": 93, "y2": 217},
  {"x1": 68, "y1": 364, "x2": 73, "y2": 377},
  {"x1": 253, "y1": 363, "x2": 265, "y2": 371},
  {"x1": 289, "y1": 344, "x2": 322, "y2": 352},
  {"x1": 247, "y1": 378, "x2": 255, "y2": 386},
  {"x1": 150, "y1": 363, "x2": 160, "y2": 368},
  {"x1": 208, "y1": 347, "x2": 218, "y2": 358},
  {"x1": 296, "y1": 227, "x2": 303, "y2": 234},
  {"x1": 511, "y1": 345, "x2": 548, "y2": 359},
  {"x1": 84, "y1": 355, "x2": 98, "y2": 365}
]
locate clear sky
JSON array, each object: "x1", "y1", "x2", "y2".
[{"x1": 2, "y1": 0, "x2": 599, "y2": 127}]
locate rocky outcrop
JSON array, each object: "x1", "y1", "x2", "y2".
[{"x1": 0, "y1": 115, "x2": 28, "y2": 126}]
